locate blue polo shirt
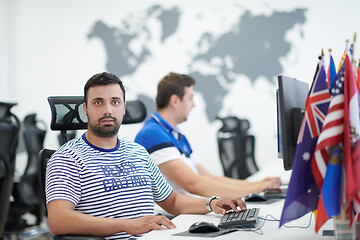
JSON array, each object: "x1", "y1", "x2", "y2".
[
  {"x1": 135, "y1": 112, "x2": 200, "y2": 195},
  {"x1": 135, "y1": 112, "x2": 193, "y2": 157}
]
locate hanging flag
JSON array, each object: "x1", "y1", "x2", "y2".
[
  {"x1": 327, "y1": 51, "x2": 337, "y2": 87},
  {"x1": 312, "y1": 58, "x2": 345, "y2": 232},
  {"x1": 338, "y1": 49, "x2": 347, "y2": 73},
  {"x1": 321, "y1": 147, "x2": 342, "y2": 216},
  {"x1": 280, "y1": 57, "x2": 331, "y2": 227},
  {"x1": 343, "y1": 54, "x2": 360, "y2": 224}
]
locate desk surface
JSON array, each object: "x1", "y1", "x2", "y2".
[{"x1": 143, "y1": 199, "x2": 335, "y2": 240}]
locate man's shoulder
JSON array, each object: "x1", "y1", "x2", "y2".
[
  {"x1": 136, "y1": 124, "x2": 171, "y2": 147},
  {"x1": 136, "y1": 119, "x2": 168, "y2": 139},
  {"x1": 53, "y1": 137, "x2": 86, "y2": 158}
]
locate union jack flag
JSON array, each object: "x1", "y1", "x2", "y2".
[
  {"x1": 280, "y1": 57, "x2": 330, "y2": 227},
  {"x1": 298, "y1": 72, "x2": 331, "y2": 141}
]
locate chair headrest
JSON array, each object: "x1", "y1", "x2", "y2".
[
  {"x1": 47, "y1": 96, "x2": 147, "y2": 131},
  {"x1": 216, "y1": 116, "x2": 250, "y2": 133},
  {"x1": 0, "y1": 102, "x2": 17, "y2": 121}
]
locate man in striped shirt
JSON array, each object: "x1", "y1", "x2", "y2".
[{"x1": 46, "y1": 72, "x2": 246, "y2": 240}]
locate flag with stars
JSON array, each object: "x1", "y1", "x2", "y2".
[
  {"x1": 280, "y1": 57, "x2": 331, "y2": 227},
  {"x1": 312, "y1": 59, "x2": 345, "y2": 189}
]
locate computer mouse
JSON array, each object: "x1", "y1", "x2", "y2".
[
  {"x1": 189, "y1": 221, "x2": 220, "y2": 233},
  {"x1": 244, "y1": 193, "x2": 267, "y2": 202}
]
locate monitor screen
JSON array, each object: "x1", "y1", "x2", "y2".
[{"x1": 277, "y1": 75, "x2": 309, "y2": 170}]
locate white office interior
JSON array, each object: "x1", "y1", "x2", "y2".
[{"x1": 1, "y1": 0, "x2": 359, "y2": 185}]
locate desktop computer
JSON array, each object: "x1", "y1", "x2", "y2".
[{"x1": 276, "y1": 75, "x2": 309, "y2": 171}]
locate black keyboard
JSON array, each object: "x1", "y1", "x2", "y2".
[
  {"x1": 263, "y1": 188, "x2": 287, "y2": 199},
  {"x1": 218, "y1": 208, "x2": 260, "y2": 228}
]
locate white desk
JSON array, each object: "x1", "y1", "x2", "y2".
[
  {"x1": 143, "y1": 165, "x2": 335, "y2": 239},
  {"x1": 142, "y1": 199, "x2": 335, "y2": 240}
]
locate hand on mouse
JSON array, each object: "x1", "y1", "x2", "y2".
[
  {"x1": 125, "y1": 215, "x2": 175, "y2": 235},
  {"x1": 210, "y1": 197, "x2": 246, "y2": 215}
]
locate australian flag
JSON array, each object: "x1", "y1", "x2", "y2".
[{"x1": 280, "y1": 57, "x2": 331, "y2": 227}]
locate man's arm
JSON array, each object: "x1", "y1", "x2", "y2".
[
  {"x1": 196, "y1": 164, "x2": 282, "y2": 193},
  {"x1": 47, "y1": 200, "x2": 175, "y2": 236},
  {"x1": 158, "y1": 159, "x2": 259, "y2": 197},
  {"x1": 157, "y1": 191, "x2": 246, "y2": 216}
]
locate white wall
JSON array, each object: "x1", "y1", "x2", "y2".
[{"x1": 1, "y1": 0, "x2": 360, "y2": 176}]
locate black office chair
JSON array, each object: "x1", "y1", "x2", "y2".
[
  {"x1": 0, "y1": 152, "x2": 12, "y2": 239},
  {"x1": 39, "y1": 96, "x2": 146, "y2": 240},
  {"x1": 217, "y1": 116, "x2": 259, "y2": 179},
  {"x1": 13, "y1": 114, "x2": 46, "y2": 224},
  {"x1": 4, "y1": 113, "x2": 51, "y2": 240},
  {"x1": 0, "y1": 102, "x2": 20, "y2": 239},
  {"x1": 0, "y1": 102, "x2": 20, "y2": 176}
]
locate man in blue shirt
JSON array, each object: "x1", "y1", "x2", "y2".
[
  {"x1": 46, "y1": 72, "x2": 245, "y2": 239},
  {"x1": 135, "y1": 72, "x2": 281, "y2": 198}
]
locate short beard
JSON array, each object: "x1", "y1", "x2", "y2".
[{"x1": 88, "y1": 116, "x2": 120, "y2": 138}]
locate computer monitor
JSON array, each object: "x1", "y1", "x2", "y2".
[{"x1": 277, "y1": 75, "x2": 309, "y2": 170}]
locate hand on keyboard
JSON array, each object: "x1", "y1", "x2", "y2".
[{"x1": 218, "y1": 208, "x2": 260, "y2": 228}]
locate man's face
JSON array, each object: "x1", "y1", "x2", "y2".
[
  {"x1": 177, "y1": 86, "x2": 195, "y2": 123},
  {"x1": 84, "y1": 83, "x2": 125, "y2": 138}
]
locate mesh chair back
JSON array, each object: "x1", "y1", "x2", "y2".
[
  {"x1": 48, "y1": 96, "x2": 87, "y2": 131},
  {"x1": 48, "y1": 96, "x2": 147, "y2": 145},
  {"x1": 217, "y1": 116, "x2": 258, "y2": 179}
]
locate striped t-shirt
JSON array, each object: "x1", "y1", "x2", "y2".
[{"x1": 46, "y1": 133, "x2": 173, "y2": 240}]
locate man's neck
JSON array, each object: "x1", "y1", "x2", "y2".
[
  {"x1": 157, "y1": 109, "x2": 178, "y2": 128},
  {"x1": 85, "y1": 131, "x2": 118, "y2": 149}
]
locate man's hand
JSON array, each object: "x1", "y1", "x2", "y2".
[
  {"x1": 261, "y1": 176, "x2": 282, "y2": 190},
  {"x1": 125, "y1": 215, "x2": 175, "y2": 235},
  {"x1": 210, "y1": 197, "x2": 246, "y2": 215}
]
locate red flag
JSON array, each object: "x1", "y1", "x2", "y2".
[
  {"x1": 343, "y1": 54, "x2": 360, "y2": 223},
  {"x1": 356, "y1": 60, "x2": 360, "y2": 92},
  {"x1": 315, "y1": 195, "x2": 329, "y2": 231}
]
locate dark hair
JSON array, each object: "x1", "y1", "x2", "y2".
[
  {"x1": 84, "y1": 72, "x2": 125, "y2": 104},
  {"x1": 156, "y1": 72, "x2": 196, "y2": 109}
]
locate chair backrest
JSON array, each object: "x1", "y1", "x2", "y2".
[
  {"x1": 38, "y1": 149, "x2": 55, "y2": 209},
  {"x1": 217, "y1": 116, "x2": 258, "y2": 179},
  {"x1": 47, "y1": 96, "x2": 147, "y2": 145},
  {"x1": 0, "y1": 152, "x2": 13, "y2": 238},
  {"x1": 23, "y1": 114, "x2": 47, "y2": 179}
]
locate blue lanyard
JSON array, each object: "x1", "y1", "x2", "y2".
[{"x1": 151, "y1": 112, "x2": 193, "y2": 157}]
